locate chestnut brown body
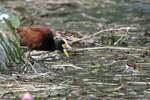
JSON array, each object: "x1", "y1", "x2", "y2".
[{"x1": 16, "y1": 25, "x2": 53, "y2": 50}]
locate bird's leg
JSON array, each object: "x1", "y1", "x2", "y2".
[
  {"x1": 131, "y1": 72, "x2": 134, "y2": 83},
  {"x1": 22, "y1": 50, "x2": 38, "y2": 73},
  {"x1": 120, "y1": 68, "x2": 128, "y2": 84},
  {"x1": 22, "y1": 50, "x2": 55, "y2": 74},
  {"x1": 24, "y1": 50, "x2": 31, "y2": 66},
  {"x1": 21, "y1": 51, "x2": 29, "y2": 73},
  {"x1": 28, "y1": 51, "x2": 54, "y2": 74},
  {"x1": 120, "y1": 71, "x2": 125, "y2": 85}
]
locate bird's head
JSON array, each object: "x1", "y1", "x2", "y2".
[{"x1": 55, "y1": 40, "x2": 69, "y2": 58}]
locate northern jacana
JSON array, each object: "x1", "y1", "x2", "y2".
[
  {"x1": 124, "y1": 62, "x2": 142, "y2": 73},
  {"x1": 120, "y1": 62, "x2": 142, "y2": 84},
  {"x1": 16, "y1": 25, "x2": 69, "y2": 73},
  {"x1": 16, "y1": 25, "x2": 69, "y2": 58}
]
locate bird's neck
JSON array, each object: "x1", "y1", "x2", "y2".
[
  {"x1": 54, "y1": 40, "x2": 63, "y2": 52},
  {"x1": 41, "y1": 33, "x2": 55, "y2": 51},
  {"x1": 54, "y1": 41, "x2": 60, "y2": 50}
]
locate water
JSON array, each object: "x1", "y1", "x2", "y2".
[{"x1": 1, "y1": 0, "x2": 150, "y2": 99}]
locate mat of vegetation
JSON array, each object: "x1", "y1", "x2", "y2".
[{"x1": 0, "y1": 0, "x2": 150, "y2": 99}]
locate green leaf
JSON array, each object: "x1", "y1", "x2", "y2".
[
  {"x1": 126, "y1": 88, "x2": 132, "y2": 91},
  {"x1": 0, "y1": 6, "x2": 20, "y2": 30},
  {"x1": 91, "y1": 68, "x2": 100, "y2": 73},
  {"x1": 0, "y1": 6, "x2": 20, "y2": 46},
  {"x1": 0, "y1": 33, "x2": 24, "y2": 68},
  {"x1": 0, "y1": 60, "x2": 7, "y2": 72},
  {"x1": 113, "y1": 77, "x2": 119, "y2": 81},
  {"x1": 108, "y1": 94, "x2": 115, "y2": 97},
  {"x1": 3, "y1": 17, "x2": 20, "y2": 46},
  {"x1": 129, "y1": 91, "x2": 137, "y2": 95}
]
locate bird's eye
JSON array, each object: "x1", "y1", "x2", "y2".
[{"x1": 62, "y1": 43, "x2": 66, "y2": 48}]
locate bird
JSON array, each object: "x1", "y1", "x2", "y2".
[
  {"x1": 124, "y1": 62, "x2": 142, "y2": 73},
  {"x1": 120, "y1": 62, "x2": 142, "y2": 84},
  {"x1": 16, "y1": 25, "x2": 69, "y2": 58},
  {"x1": 144, "y1": 30, "x2": 150, "y2": 37}
]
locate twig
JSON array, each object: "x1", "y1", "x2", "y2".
[
  {"x1": 105, "y1": 82, "x2": 133, "y2": 92},
  {"x1": 35, "y1": 0, "x2": 81, "y2": 5},
  {"x1": 58, "y1": 29, "x2": 83, "y2": 37},
  {"x1": 13, "y1": 78, "x2": 22, "y2": 88},
  {"x1": 76, "y1": 46, "x2": 145, "y2": 51},
  {"x1": 0, "y1": 76, "x2": 6, "y2": 81},
  {"x1": 109, "y1": 74, "x2": 150, "y2": 77},
  {"x1": 127, "y1": 82, "x2": 150, "y2": 85},
  {"x1": 60, "y1": 79, "x2": 70, "y2": 84},
  {"x1": 99, "y1": 54, "x2": 117, "y2": 62},
  {"x1": 51, "y1": 63, "x2": 84, "y2": 70},
  {"x1": 81, "y1": 13, "x2": 100, "y2": 21},
  {"x1": 0, "y1": 83, "x2": 9, "y2": 99},
  {"x1": 28, "y1": 61, "x2": 38, "y2": 73},
  {"x1": 68, "y1": 26, "x2": 133, "y2": 44},
  {"x1": 114, "y1": 25, "x2": 133, "y2": 46},
  {"x1": 63, "y1": 38, "x2": 73, "y2": 49},
  {"x1": 90, "y1": 27, "x2": 131, "y2": 37}
]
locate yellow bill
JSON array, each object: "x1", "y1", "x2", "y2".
[{"x1": 62, "y1": 44, "x2": 69, "y2": 58}]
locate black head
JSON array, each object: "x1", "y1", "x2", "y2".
[
  {"x1": 42, "y1": 34, "x2": 69, "y2": 58},
  {"x1": 55, "y1": 40, "x2": 65, "y2": 52},
  {"x1": 55, "y1": 40, "x2": 69, "y2": 58}
]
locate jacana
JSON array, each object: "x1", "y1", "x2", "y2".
[
  {"x1": 16, "y1": 25, "x2": 69, "y2": 58},
  {"x1": 124, "y1": 62, "x2": 142, "y2": 73},
  {"x1": 120, "y1": 62, "x2": 142, "y2": 84}
]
